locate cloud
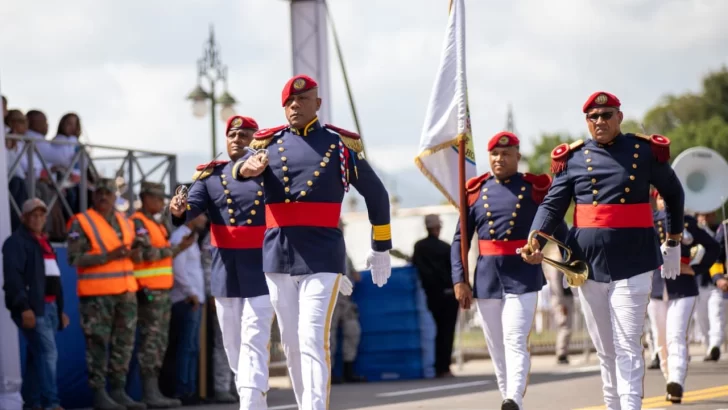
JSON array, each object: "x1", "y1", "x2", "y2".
[{"x1": 2, "y1": 0, "x2": 727, "y2": 208}]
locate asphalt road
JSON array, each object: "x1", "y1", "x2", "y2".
[{"x1": 192, "y1": 356, "x2": 728, "y2": 410}]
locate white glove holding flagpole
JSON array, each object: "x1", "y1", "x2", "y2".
[
  {"x1": 366, "y1": 250, "x2": 391, "y2": 287},
  {"x1": 661, "y1": 242, "x2": 681, "y2": 280},
  {"x1": 339, "y1": 275, "x2": 353, "y2": 296}
]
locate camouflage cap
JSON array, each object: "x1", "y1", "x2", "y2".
[
  {"x1": 93, "y1": 178, "x2": 116, "y2": 193},
  {"x1": 140, "y1": 181, "x2": 166, "y2": 198}
]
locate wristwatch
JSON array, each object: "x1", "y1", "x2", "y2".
[{"x1": 666, "y1": 239, "x2": 679, "y2": 247}]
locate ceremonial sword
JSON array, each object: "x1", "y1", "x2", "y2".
[{"x1": 175, "y1": 151, "x2": 224, "y2": 199}]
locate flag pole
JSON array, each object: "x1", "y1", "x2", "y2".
[{"x1": 458, "y1": 137, "x2": 470, "y2": 287}]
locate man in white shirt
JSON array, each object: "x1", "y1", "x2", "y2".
[{"x1": 169, "y1": 213, "x2": 208, "y2": 404}]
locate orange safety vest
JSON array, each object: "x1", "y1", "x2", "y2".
[
  {"x1": 130, "y1": 211, "x2": 174, "y2": 290},
  {"x1": 74, "y1": 209, "x2": 138, "y2": 297}
]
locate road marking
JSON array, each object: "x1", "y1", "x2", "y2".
[
  {"x1": 269, "y1": 405, "x2": 298, "y2": 410},
  {"x1": 377, "y1": 380, "x2": 492, "y2": 397},
  {"x1": 573, "y1": 384, "x2": 728, "y2": 410}
]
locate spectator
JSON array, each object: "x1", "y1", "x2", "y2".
[
  {"x1": 168, "y1": 213, "x2": 208, "y2": 405},
  {"x1": 5, "y1": 109, "x2": 30, "y2": 232},
  {"x1": 412, "y1": 214, "x2": 459, "y2": 378},
  {"x1": 52, "y1": 113, "x2": 84, "y2": 218},
  {"x1": 2, "y1": 198, "x2": 69, "y2": 410}
]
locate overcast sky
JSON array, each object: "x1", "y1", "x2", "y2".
[{"x1": 2, "y1": 0, "x2": 727, "y2": 205}]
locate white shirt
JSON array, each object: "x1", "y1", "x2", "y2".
[{"x1": 170, "y1": 225, "x2": 206, "y2": 304}]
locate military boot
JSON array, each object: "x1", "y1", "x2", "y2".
[
  {"x1": 109, "y1": 386, "x2": 147, "y2": 410},
  {"x1": 142, "y1": 377, "x2": 181, "y2": 408},
  {"x1": 343, "y1": 362, "x2": 366, "y2": 383},
  {"x1": 93, "y1": 388, "x2": 125, "y2": 410}
]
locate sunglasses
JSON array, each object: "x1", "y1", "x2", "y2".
[{"x1": 586, "y1": 111, "x2": 617, "y2": 122}]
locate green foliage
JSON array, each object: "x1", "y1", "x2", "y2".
[{"x1": 525, "y1": 133, "x2": 578, "y2": 175}]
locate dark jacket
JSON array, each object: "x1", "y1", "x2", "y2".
[
  {"x1": 2, "y1": 225, "x2": 65, "y2": 328},
  {"x1": 413, "y1": 235, "x2": 454, "y2": 296}
]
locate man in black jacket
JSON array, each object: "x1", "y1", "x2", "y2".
[
  {"x1": 412, "y1": 214, "x2": 459, "y2": 378},
  {"x1": 3, "y1": 198, "x2": 69, "y2": 410}
]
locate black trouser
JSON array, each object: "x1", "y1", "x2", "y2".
[{"x1": 426, "y1": 290, "x2": 459, "y2": 375}]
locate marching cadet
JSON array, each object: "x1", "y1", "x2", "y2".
[
  {"x1": 451, "y1": 131, "x2": 567, "y2": 410},
  {"x1": 131, "y1": 181, "x2": 195, "y2": 408},
  {"x1": 169, "y1": 115, "x2": 275, "y2": 409},
  {"x1": 67, "y1": 178, "x2": 146, "y2": 410},
  {"x1": 520, "y1": 91, "x2": 685, "y2": 410},
  {"x1": 695, "y1": 211, "x2": 727, "y2": 361},
  {"x1": 236, "y1": 74, "x2": 392, "y2": 410},
  {"x1": 648, "y1": 189, "x2": 719, "y2": 403}
]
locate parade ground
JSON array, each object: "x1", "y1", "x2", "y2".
[{"x1": 198, "y1": 345, "x2": 728, "y2": 410}]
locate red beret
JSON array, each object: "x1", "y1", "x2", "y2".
[
  {"x1": 487, "y1": 131, "x2": 520, "y2": 151},
  {"x1": 226, "y1": 115, "x2": 258, "y2": 134},
  {"x1": 281, "y1": 74, "x2": 318, "y2": 106},
  {"x1": 583, "y1": 91, "x2": 621, "y2": 113}
]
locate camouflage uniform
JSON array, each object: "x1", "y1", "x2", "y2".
[
  {"x1": 67, "y1": 178, "x2": 145, "y2": 410},
  {"x1": 330, "y1": 255, "x2": 364, "y2": 383}
]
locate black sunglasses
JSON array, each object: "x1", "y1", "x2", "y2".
[{"x1": 586, "y1": 111, "x2": 616, "y2": 122}]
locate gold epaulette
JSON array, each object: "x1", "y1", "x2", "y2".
[
  {"x1": 569, "y1": 139, "x2": 585, "y2": 150},
  {"x1": 634, "y1": 133, "x2": 651, "y2": 141},
  {"x1": 192, "y1": 168, "x2": 214, "y2": 181},
  {"x1": 249, "y1": 137, "x2": 272, "y2": 150},
  {"x1": 340, "y1": 135, "x2": 363, "y2": 153}
]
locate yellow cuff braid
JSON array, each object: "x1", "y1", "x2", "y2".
[{"x1": 372, "y1": 224, "x2": 391, "y2": 241}]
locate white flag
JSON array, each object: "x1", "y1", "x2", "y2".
[{"x1": 414, "y1": 0, "x2": 477, "y2": 208}]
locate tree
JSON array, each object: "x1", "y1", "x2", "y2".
[{"x1": 525, "y1": 133, "x2": 577, "y2": 175}]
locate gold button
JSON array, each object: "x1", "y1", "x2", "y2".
[
  {"x1": 254, "y1": 200, "x2": 260, "y2": 205},
  {"x1": 222, "y1": 181, "x2": 228, "y2": 186},
  {"x1": 282, "y1": 166, "x2": 289, "y2": 172},
  {"x1": 592, "y1": 201, "x2": 598, "y2": 206},
  {"x1": 512, "y1": 212, "x2": 517, "y2": 217},
  {"x1": 224, "y1": 189, "x2": 230, "y2": 194},
  {"x1": 285, "y1": 187, "x2": 290, "y2": 192},
  {"x1": 658, "y1": 221, "x2": 662, "y2": 225},
  {"x1": 584, "y1": 150, "x2": 589, "y2": 154},
  {"x1": 285, "y1": 199, "x2": 291, "y2": 203},
  {"x1": 592, "y1": 189, "x2": 598, "y2": 195},
  {"x1": 260, "y1": 182, "x2": 264, "y2": 186},
  {"x1": 489, "y1": 229, "x2": 495, "y2": 235},
  {"x1": 230, "y1": 218, "x2": 236, "y2": 224},
  {"x1": 587, "y1": 167, "x2": 593, "y2": 171},
  {"x1": 325, "y1": 152, "x2": 331, "y2": 157},
  {"x1": 250, "y1": 210, "x2": 256, "y2": 215},
  {"x1": 633, "y1": 153, "x2": 639, "y2": 158},
  {"x1": 629, "y1": 175, "x2": 635, "y2": 180},
  {"x1": 518, "y1": 194, "x2": 523, "y2": 199},
  {"x1": 635, "y1": 144, "x2": 639, "y2": 149},
  {"x1": 505, "y1": 179, "x2": 511, "y2": 183},
  {"x1": 506, "y1": 230, "x2": 511, "y2": 235},
  {"x1": 483, "y1": 188, "x2": 488, "y2": 192},
  {"x1": 624, "y1": 187, "x2": 630, "y2": 193},
  {"x1": 620, "y1": 198, "x2": 626, "y2": 203},
  {"x1": 503, "y1": 238, "x2": 509, "y2": 242},
  {"x1": 277, "y1": 139, "x2": 283, "y2": 144},
  {"x1": 509, "y1": 221, "x2": 515, "y2": 226},
  {"x1": 684, "y1": 222, "x2": 689, "y2": 228},
  {"x1": 300, "y1": 191, "x2": 307, "y2": 196},
  {"x1": 313, "y1": 171, "x2": 320, "y2": 177},
  {"x1": 496, "y1": 180, "x2": 501, "y2": 184},
  {"x1": 247, "y1": 219, "x2": 252, "y2": 224},
  {"x1": 228, "y1": 209, "x2": 233, "y2": 214},
  {"x1": 515, "y1": 204, "x2": 521, "y2": 209},
  {"x1": 586, "y1": 158, "x2": 592, "y2": 163},
  {"x1": 591, "y1": 178, "x2": 596, "y2": 184},
  {"x1": 520, "y1": 187, "x2": 526, "y2": 191},
  {"x1": 632, "y1": 164, "x2": 637, "y2": 169},
  {"x1": 227, "y1": 199, "x2": 232, "y2": 204},
  {"x1": 482, "y1": 195, "x2": 488, "y2": 200},
  {"x1": 257, "y1": 191, "x2": 263, "y2": 196},
  {"x1": 279, "y1": 147, "x2": 285, "y2": 152},
  {"x1": 221, "y1": 174, "x2": 226, "y2": 178},
  {"x1": 330, "y1": 144, "x2": 336, "y2": 149},
  {"x1": 484, "y1": 204, "x2": 490, "y2": 208},
  {"x1": 281, "y1": 156, "x2": 287, "y2": 161},
  {"x1": 307, "y1": 180, "x2": 313, "y2": 186},
  {"x1": 659, "y1": 227, "x2": 663, "y2": 232},
  {"x1": 320, "y1": 162, "x2": 326, "y2": 167},
  {"x1": 488, "y1": 221, "x2": 494, "y2": 225},
  {"x1": 486, "y1": 212, "x2": 492, "y2": 217},
  {"x1": 284, "y1": 177, "x2": 289, "y2": 182}
]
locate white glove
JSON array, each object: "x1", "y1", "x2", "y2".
[
  {"x1": 365, "y1": 249, "x2": 391, "y2": 287},
  {"x1": 339, "y1": 275, "x2": 353, "y2": 296},
  {"x1": 660, "y1": 242, "x2": 680, "y2": 280}
]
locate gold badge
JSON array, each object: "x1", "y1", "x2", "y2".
[
  {"x1": 231, "y1": 117, "x2": 243, "y2": 128},
  {"x1": 293, "y1": 78, "x2": 306, "y2": 90},
  {"x1": 595, "y1": 94, "x2": 608, "y2": 104},
  {"x1": 498, "y1": 136, "x2": 510, "y2": 146}
]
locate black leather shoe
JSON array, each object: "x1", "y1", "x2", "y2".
[
  {"x1": 666, "y1": 382, "x2": 683, "y2": 403},
  {"x1": 501, "y1": 399, "x2": 520, "y2": 410}
]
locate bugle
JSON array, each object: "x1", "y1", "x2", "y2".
[{"x1": 520, "y1": 230, "x2": 590, "y2": 288}]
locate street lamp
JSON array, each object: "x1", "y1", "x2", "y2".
[{"x1": 186, "y1": 25, "x2": 237, "y2": 157}]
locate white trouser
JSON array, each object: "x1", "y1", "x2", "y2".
[
  {"x1": 694, "y1": 286, "x2": 725, "y2": 352},
  {"x1": 265, "y1": 272, "x2": 341, "y2": 410},
  {"x1": 215, "y1": 295, "x2": 275, "y2": 410},
  {"x1": 574, "y1": 272, "x2": 652, "y2": 410},
  {"x1": 647, "y1": 297, "x2": 696, "y2": 386},
  {"x1": 476, "y1": 292, "x2": 538, "y2": 409}
]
